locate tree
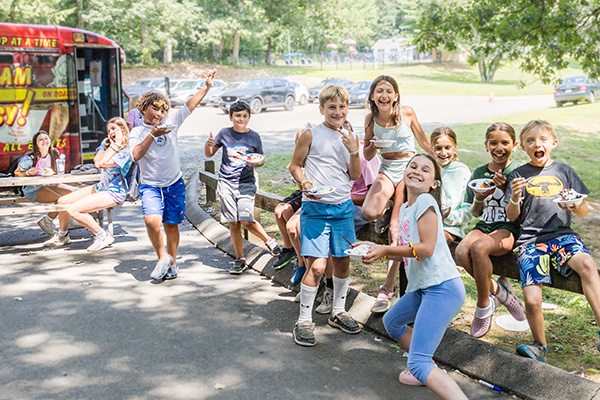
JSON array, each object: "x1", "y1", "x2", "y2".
[
  {"x1": 416, "y1": 0, "x2": 600, "y2": 84},
  {"x1": 2, "y1": 0, "x2": 76, "y2": 25}
]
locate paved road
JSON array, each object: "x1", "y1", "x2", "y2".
[
  {"x1": 176, "y1": 94, "x2": 554, "y2": 170},
  {"x1": 0, "y1": 208, "x2": 512, "y2": 399}
]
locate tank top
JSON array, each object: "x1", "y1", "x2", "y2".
[
  {"x1": 302, "y1": 123, "x2": 356, "y2": 205},
  {"x1": 373, "y1": 106, "x2": 416, "y2": 155}
]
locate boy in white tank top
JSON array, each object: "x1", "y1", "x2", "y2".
[{"x1": 288, "y1": 85, "x2": 363, "y2": 347}]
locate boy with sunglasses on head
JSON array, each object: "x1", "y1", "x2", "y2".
[{"x1": 130, "y1": 69, "x2": 216, "y2": 281}]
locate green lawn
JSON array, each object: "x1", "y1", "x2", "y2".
[{"x1": 245, "y1": 61, "x2": 586, "y2": 97}]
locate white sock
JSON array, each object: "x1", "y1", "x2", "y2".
[
  {"x1": 332, "y1": 275, "x2": 350, "y2": 315},
  {"x1": 495, "y1": 281, "x2": 508, "y2": 303},
  {"x1": 298, "y1": 283, "x2": 317, "y2": 323},
  {"x1": 95, "y1": 229, "x2": 107, "y2": 239},
  {"x1": 58, "y1": 230, "x2": 68, "y2": 237},
  {"x1": 475, "y1": 297, "x2": 495, "y2": 318}
]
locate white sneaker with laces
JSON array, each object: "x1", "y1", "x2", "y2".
[
  {"x1": 43, "y1": 233, "x2": 71, "y2": 247},
  {"x1": 315, "y1": 287, "x2": 333, "y2": 314},
  {"x1": 265, "y1": 238, "x2": 282, "y2": 256},
  {"x1": 37, "y1": 215, "x2": 56, "y2": 236},
  {"x1": 87, "y1": 231, "x2": 115, "y2": 252}
]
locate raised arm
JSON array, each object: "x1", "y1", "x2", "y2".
[
  {"x1": 185, "y1": 69, "x2": 216, "y2": 112},
  {"x1": 404, "y1": 106, "x2": 432, "y2": 156}
]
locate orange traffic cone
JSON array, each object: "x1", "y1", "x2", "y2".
[{"x1": 489, "y1": 91, "x2": 494, "y2": 103}]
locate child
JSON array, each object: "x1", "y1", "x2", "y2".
[
  {"x1": 288, "y1": 85, "x2": 362, "y2": 346},
  {"x1": 130, "y1": 69, "x2": 216, "y2": 281},
  {"x1": 430, "y1": 127, "x2": 472, "y2": 244},
  {"x1": 47, "y1": 117, "x2": 133, "y2": 251},
  {"x1": 507, "y1": 119, "x2": 600, "y2": 362},
  {"x1": 455, "y1": 122, "x2": 526, "y2": 338},
  {"x1": 272, "y1": 188, "x2": 302, "y2": 270},
  {"x1": 359, "y1": 154, "x2": 467, "y2": 400},
  {"x1": 204, "y1": 101, "x2": 282, "y2": 274},
  {"x1": 360, "y1": 75, "x2": 432, "y2": 314},
  {"x1": 14, "y1": 130, "x2": 75, "y2": 235}
]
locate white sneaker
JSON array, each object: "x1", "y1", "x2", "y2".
[
  {"x1": 294, "y1": 291, "x2": 301, "y2": 303},
  {"x1": 37, "y1": 215, "x2": 56, "y2": 236},
  {"x1": 151, "y1": 256, "x2": 173, "y2": 280},
  {"x1": 87, "y1": 231, "x2": 115, "y2": 252},
  {"x1": 315, "y1": 287, "x2": 333, "y2": 314},
  {"x1": 43, "y1": 233, "x2": 71, "y2": 247},
  {"x1": 265, "y1": 237, "x2": 282, "y2": 256}
]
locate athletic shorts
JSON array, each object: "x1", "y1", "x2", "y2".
[
  {"x1": 281, "y1": 190, "x2": 302, "y2": 213},
  {"x1": 514, "y1": 234, "x2": 590, "y2": 287},
  {"x1": 300, "y1": 200, "x2": 355, "y2": 258},
  {"x1": 380, "y1": 158, "x2": 409, "y2": 187},
  {"x1": 217, "y1": 180, "x2": 257, "y2": 223},
  {"x1": 139, "y1": 177, "x2": 186, "y2": 224}
]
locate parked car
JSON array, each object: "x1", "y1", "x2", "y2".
[
  {"x1": 123, "y1": 85, "x2": 160, "y2": 106},
  {"x1": 209, "y1": 82, "x2": 241, "y2": 107},
  {"x1": 288, "y1": 80, "x2": 309, "y2": 105},
  {"x1": 169, "y1": 78, "x2": 226, "y2": 107},
  {"x1": 554, "y1": 75, "x2": 600, "y2": 107},
  {"x1": 307, "y1": 78, "x2": 355, "y2": 103},
  {"x1": 218, "y1": 78, "x2": 295, "y2": 114},
  {"x1": 348, "y1": 81, "x2": 372, "y2": 108},
  {"x1": 133, "y1": 77, "x2": 167, "y2": 89}
]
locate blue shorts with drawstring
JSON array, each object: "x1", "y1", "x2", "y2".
[{"x1": 139, "y1": 177, "x2": 186, "y2": 224}]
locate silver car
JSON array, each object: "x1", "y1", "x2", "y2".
[
  {"x1": 169, "y1": 79, "x2": 226, "y2": 107},
  {"x1": 554, "y1": 75, "x2": 600, "y2": 107}
]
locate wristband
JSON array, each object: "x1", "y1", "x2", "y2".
[
  {"x1": 473, "y1": 198, "x2": 484, "y2": 204},
  {"x1": 349, "y1": 149, "x2": 359, "y2": 156},
  {"x1": 150, "y1": 132, "x2": 158, "y2": 140},
  {"x1": 408, "y1": 242, "x2": 420, "y2": 261},
  {"x1": 300, "y1": 180, "x2": 312, "y2": 190},
  {"x1": 509, "y1": 197, "x2": 520, "y2": 206},
  {"x1": 110, "y1": 144, "x2": 120, "y2": 152},
  {"x1": 25, "y1": 170, "x2": 31, "y2": 176}
]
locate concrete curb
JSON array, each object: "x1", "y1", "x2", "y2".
[{"x1": 185, "y1": 171, "x2": 600, "y2": 400}]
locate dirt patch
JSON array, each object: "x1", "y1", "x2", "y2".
[{"x1": 122, "y1": 61, "x2": 322, "y2": 88}]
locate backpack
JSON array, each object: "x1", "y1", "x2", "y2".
[{"x1": 120, "y1": 161, "x2": 140, "y2": 202}]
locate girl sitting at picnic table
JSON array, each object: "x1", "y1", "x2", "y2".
[
  {"x1": 44, "y1": 117, "x2": 133, "y2": 252},
  {"x1": 14, "y1": 130, "x2": 75, "y2": 236}
]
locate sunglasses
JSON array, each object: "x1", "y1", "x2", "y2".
[{"x1": 151, "y1": 101, "x2": 169, "y2": 112}]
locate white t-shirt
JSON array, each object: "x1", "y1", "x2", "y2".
[
  {"x1": 397, "y1": 193, "x2": 460, "y2": 292},
  {"x1": 302, "y1": 123, "x2": 358, "y2": 205},
  {"x1": 129, "y1": 105, "x2": 191, "y2": 187}
]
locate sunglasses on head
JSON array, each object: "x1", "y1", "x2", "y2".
[{"x1": 151, "y1": 101, "x2": 169, "y2": 111}]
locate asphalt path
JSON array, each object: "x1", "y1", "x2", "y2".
[
  {"x1": 176, "y1": 94, "x2": 554, "y2": 170},
  {"x1": 0, "y1": 208, "x2": 512, "y2": 400}
]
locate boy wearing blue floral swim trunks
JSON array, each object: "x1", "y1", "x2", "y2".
[
  {"x1": 288, "y1": 85, "x2": 362, "y2": 346},
  {"x1": 506, "y1": 119, "x2": 600, "y2": 363}
]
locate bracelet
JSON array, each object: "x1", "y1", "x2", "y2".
[
  {"x1": 473, "y1": 198, "x2": 484, "y2": 204},
  {"x1": 509, "y1": 197, "x2": 520, "y2": 206},
  {"x1": 349, "y1": 149, "x2": 359, "y2": 156},
  {"x1": 149, "y1": 132, "x2": 157, "y2": 140},
  {"x1": 110, "y1": 144, "x2": 120, "y2": 152},
  {"x1": 25, "y1": 170, "x2": 31, "y2": 176},
  {"x1": 408, "y1": 242, "x2": 420, "y2": 261},
  {"x1": 300, "y1": 180, "x2": 313, "y2": 190}
]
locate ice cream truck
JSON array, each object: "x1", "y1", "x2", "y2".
[{"x1": 0, "y1": 23, "x2": 128, "y2": 174}]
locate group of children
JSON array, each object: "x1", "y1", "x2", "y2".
[
  {"x1": 17, "y1": 69, "x2": 599, "y2": 399},
  {"x1": 201, "y1": 74, "x2": 598, "y2": 399}
]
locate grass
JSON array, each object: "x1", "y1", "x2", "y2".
[{"x1": 243, "y1": 61, "x2": 587, "y2": 97}]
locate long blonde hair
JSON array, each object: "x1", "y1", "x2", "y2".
[{"x1": 107, "y1": 117, "x2": 130, "y2": 148}]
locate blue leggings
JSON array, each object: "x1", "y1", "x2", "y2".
[{"x1": 383, "y1": 277, "x2": 465, "y2": 384}]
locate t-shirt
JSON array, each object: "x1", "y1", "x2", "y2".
[
  {"x1": 18, "y1": 153, "x2": 53, "y2": 196},
  {"x1": 129, "y1": 105, "x2": 190, "y2": 187},
  {"x1": 94, "y1": 147, "x2": 133, "y2": 193},
  {"x1": 465, "y1": 160, "x2": 522, "y2": 235},
  {"x1": 350, "y1": 142, "x2": 381, "y2": 202},
  {"x1": 506, "y1": 161, "x2": 589, "y2": 247},
  {"x1": 126, "y1": 108, "x2": 144, "y2": 129},
  {"x1": 213, "y1": 127, "x2": 263, "y2": 184},
  {"x1": 397, "y1": 193, "x2": 460, "y2": 292}
]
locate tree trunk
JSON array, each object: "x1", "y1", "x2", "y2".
[
  {"x1": 76, "y1": 0, "x2": 84, "y2": 28},
  {"x1": 164, "y1": 39, "x2": 172, "y2": 64},
  {"x1": 218, "y1": 37, "x2": 224, "y2": 61},
  {"x1": 232, "y1": 31, "x2": 240, "y2": 65},
  {"x1": 140, "y1": 24, "x2": 150, "y2": 64},
  {"x1": 265, "y1": 36, "x2": 272, "y2": 66}
]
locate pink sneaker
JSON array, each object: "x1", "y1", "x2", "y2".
[
  {"x1": 470, "y1": 295, "x2": 497, "y2": 338},
  {"x1": 371, "y1": 285, "x2": 396, "y2": 313},
  {"x1": 399, "y1": 370, "x2": 424, "y2": 386},
  {"x1": 497, "y1": 280, "x2": 526, "y2": 321}
]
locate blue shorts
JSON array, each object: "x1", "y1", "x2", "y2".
[
  {"x1": 514, "y1": 234, "x2": 590, "y2": 287},
  {"x1": 139, "y1": 177, "x2": 186, "y2": 224},
  {"x1": 300, "y1": 200, "x2": 355, "y2": 258}
]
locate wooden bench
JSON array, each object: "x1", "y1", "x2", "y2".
[{"x1": 199, "y1": 161, "x2": 597, "y2": 295}]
